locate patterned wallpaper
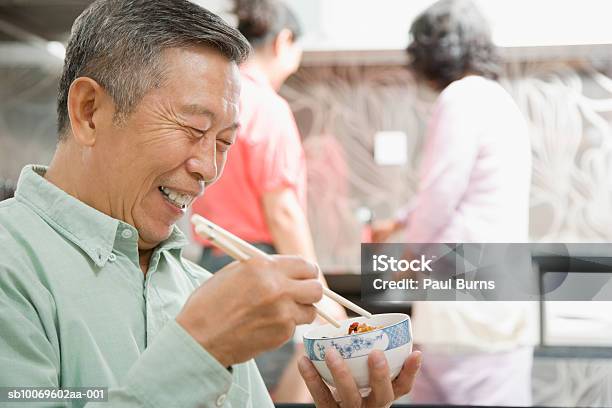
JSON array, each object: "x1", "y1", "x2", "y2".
[
  {"x1": 3, "y1": 62, "x2": 612, "y2": 263},
  {"x1": 281, "y1": 61, "x2": 612, "y2": 269},
  {"x1": 532, "y1": 357, "x2": 612, "y2": 407}
]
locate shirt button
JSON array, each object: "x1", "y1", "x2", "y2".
[
  {"x1": 108, "y1": 253, "x2": 117, "y2": 262},
  {"x1": 216, "y1": 393, "x2": 226, "y2": 407},
  {"x1": 121, "y1": 229, "x2": 133, "y2": 239}
]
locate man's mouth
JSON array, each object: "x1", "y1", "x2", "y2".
[{"x1": 158, "y1": 186, "x2": 196, "y2": 210}]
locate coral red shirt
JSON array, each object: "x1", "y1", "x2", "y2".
[{"x1": 191, "y1": 66, "x2": 306, "y2": 246}]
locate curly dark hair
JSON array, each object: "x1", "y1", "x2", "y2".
[
  {"x1": 234, "y1": 0, "x2": 302, "y2": 49},
  {"x1": 407, "y1": 0, "x2": 500, "y2": 90}
]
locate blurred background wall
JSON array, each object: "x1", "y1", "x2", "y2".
[
  {"x1": 282, "y1": 61, "x2": 612, "y2": 269},
  {"x1": 4, "y1": 59, "x2": 612, "y2": 267}
]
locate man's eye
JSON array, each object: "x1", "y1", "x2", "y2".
[
  {"x1": 216, "y1": 139, "x2": 232, "y2": 152},
  {"x1": 188, "y1": 127, "x2": 206, "y2": 138}
]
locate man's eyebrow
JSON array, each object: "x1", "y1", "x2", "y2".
[
  {"x1": 179, "y1": 104, "x2": 240, "y2": 132},
  {"x1": 179, "y1": 104, "x2": 215, "y2": 118}
]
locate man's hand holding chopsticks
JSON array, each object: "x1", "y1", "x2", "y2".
[{"x1": 176, "y1": 255, "x2": 323, "y2": 368}]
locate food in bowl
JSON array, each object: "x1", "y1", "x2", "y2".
[
  {"x1": 348, "y1": 322, "x2": 380, "y2": 335},
  {"x1": 304, "y1": 313, "x2": 412, "y2": 390}
]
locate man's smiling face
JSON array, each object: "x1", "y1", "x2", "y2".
[{"x1": 92, "y1": 46, "x2": 241, "y2": 250}]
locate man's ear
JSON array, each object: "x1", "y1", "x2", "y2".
[
  {"x1": 272, "y1": 28, "x2": 293, "y2": 57},
  {"x1": 66, "y1": 77, "x2": 106, "y2": 147}
]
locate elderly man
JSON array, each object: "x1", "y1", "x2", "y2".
[{"x1": 0, "y1": 0, "x2": 420, "y2": 407}]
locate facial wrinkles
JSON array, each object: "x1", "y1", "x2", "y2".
[
  {"x1": 138, "y1": 101, "x2": 190, "y2": 148},
  {"x1": 92, "y1": 49, "x2": 239, "y2": 252},
  {"x1": 177, "y1": 104, "x2": 237, "y2": 184},
  {"x1": 204, "y1": 102, "x2": 238, "y2": 186},
  {"x1": 102, "y1": 103, "x2": 173, "y2": 232},
  {"x1": 137, "y1": 105, "x2": 209, "y2": 187}
]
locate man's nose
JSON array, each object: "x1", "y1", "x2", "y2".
[{"x1": 186, "y1": 138, "x2": 218, "y2": 183}]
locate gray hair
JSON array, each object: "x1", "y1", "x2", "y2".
[{"x1": 57, "y1": 0, "x2": 251, "y2": 139}]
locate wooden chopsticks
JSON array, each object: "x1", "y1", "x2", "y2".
[{"x1": 191, "y1": 214, "x2": 373, "y2": 328}]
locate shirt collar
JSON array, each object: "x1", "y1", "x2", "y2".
[{"x1": 14, "y1": 165, "x2": 188, "y2": 268}]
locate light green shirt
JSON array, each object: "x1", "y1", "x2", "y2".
[{"x1": 0, "y1": 165, "x2": 274, "y2": 408}]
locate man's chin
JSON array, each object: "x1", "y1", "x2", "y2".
[{"x1": 137, "y1": 225, "x2": 175, "y2": 250}]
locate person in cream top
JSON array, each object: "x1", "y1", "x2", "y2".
[{"x1": 374, "y1": 0, "x2": 537, "y2": 405}]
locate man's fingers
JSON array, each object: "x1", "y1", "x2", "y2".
[
  {"x1": 325, "y1": 348, "x2": 361, "y2": 407},
  {"x1": 392, "y1": 351, "x2": 422, "y2": 398},
  {"x1": 292, "y1": 304, "x2": 318, "y2": 325},
  {"x1": 298, "y1": 356, "x2": 338, "y2": 407},
  {"x1": 365, "y1": 350, "x2": 394, "y2": 408},
  {"x1": 273, "y1": 256, "x2": 319, "y2": 279},
  {"x1": 289, "y1": 279, "x2": 324, "y2": 305}
]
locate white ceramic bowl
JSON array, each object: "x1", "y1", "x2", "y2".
[{"x1": 303, "y1": 313, "x2": 412, "y2": 390}]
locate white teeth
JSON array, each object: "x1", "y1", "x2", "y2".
[{"x1": 159, "y1": 186, "x2": 194, "y2": 209}]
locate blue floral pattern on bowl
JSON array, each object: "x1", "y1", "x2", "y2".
[
  {"x1": 316, "y1": 332, "x2": 385, "y2": 360},
  {"x1": 304, "y1": 319, "x2": 411, "y2": 362}
]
